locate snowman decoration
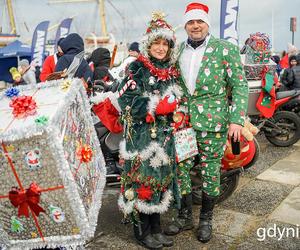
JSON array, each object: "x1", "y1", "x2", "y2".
[
  {"x1": 25, "y1": 149, "x2": 42, "y2": 170},
  {"x1": 49, "y1": 205, "x2": 65, "y2": 223}
]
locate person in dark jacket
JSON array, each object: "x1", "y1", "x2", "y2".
[
  {"x1": 55, "y1": 33, "x2": 93, "y2": 81},
  {"x1": 286, "y1": 54, "x2": 300, "y2": 90},
  {"x1": 87, "y1": 47, "x2": 113, "y2": 81},
  {"x1": 281, "y1": 55, "x2": 297, "y2": 90}
]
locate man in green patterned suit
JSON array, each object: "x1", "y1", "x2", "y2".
[{"x1": 165, "y1": 2, "x2": 248, "y2": 243}]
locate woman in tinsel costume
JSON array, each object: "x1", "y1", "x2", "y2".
[{"x1": 117, "y1": 12, "x2": 182, "y2": 249}]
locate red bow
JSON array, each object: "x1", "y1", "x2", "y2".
[
  {"x1": 9, "y1": 95, "x2": 37, "y2": 118},
  {"x1": 8, "y1": 183, "x2": 45, "y2": 218},
  {"x1": 76, "y1": 144, "x2": 93, "y2": 163}
]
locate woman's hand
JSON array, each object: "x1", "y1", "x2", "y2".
[{"x1": 228, "y1": 123, "x2": 243, "y2": 142}]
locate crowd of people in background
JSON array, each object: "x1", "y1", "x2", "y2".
[
  {"x1": 6, "y1": 32, "x2": 142, "y2": 87},
  {"x1": 6, "y1": 32, "x2": 300, "y2": 94}
]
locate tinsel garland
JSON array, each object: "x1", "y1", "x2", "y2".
[
  {"x1": 118, "y1": 190, "x2": 173, "y2": 215},
  {"x1": 0, "y1": 78, "x2": 106, "y2": 249},
  {"x1": 136, "y1": 54, "x2": 179, "y2": 81}
]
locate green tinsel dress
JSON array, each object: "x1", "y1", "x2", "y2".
[{"x1": 117, "y1": 56, "x2": 182, "y2": 218}]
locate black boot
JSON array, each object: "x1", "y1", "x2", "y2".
[
  {"x1": 150, "y1": 213, "x2": 173, "y2": 247},
  {"x1": 134, "y1": 213, "x2": 163, "y2": 249},
  {"x1": 164, "y1": 193, "x2": 194, "y2": 235},
  {"x1": 137, "y1": 234, "x2": 163, "y2": 249},
  {"x1": 197, "y1": 192, "x2": 216, "y2": 243},
  {"x1": 152, "y1": 233, "x2": 173, "y2": 247}
]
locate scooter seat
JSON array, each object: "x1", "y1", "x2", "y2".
[{"x1": 276, "y1": 90, "x2": 300, "y2": 100}]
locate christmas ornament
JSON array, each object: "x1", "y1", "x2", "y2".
[
  {"x1": 148, "y1": 76, "x2": 156, "y2": 85},
  {"x1": 124, "y1": 188, "x2": 134, "y2": 201},
  {"x1": 150, "y1": 126, "x2": 157, "y2": 139}
]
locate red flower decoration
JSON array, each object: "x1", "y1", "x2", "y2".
[
  {"x1": 76, "y1": 144, "x2": 93, "y2": 163},
  {"x1": 9, "y1": 95, "x2": 37, "y2": 118},
  {"x1": 136, "y1": 184, "x2": 153, "y2": 200}
]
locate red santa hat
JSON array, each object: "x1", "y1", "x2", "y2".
[{"x1": 183, "y1": 2, "x2": 210, "y2": 26}]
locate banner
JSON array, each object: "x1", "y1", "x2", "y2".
[
  {"x1": 220, "y1": 0, "x2": 239, "y2": 46},
  {"x1": 54, "y1": 18, "x2": 73, "y2": 50},
  {"x1": 30, "y1": 21, "x2": 50, "y2": 68}
]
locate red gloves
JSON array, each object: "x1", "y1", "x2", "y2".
[{"x1": 155, "y1": 95, "x2": 177, "y2": 115}]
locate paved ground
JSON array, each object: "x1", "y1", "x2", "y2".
[{"x1": 86, "y1": 134, "x2": 300, "y2": 250}]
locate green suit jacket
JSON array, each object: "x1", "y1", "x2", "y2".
[{"x1": 177, "y1": 35, "x2": 249, "y2": 133}]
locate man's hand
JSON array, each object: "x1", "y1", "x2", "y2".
[{"x1": 228, "y1": 123, "x2": 243, "y2": 142}]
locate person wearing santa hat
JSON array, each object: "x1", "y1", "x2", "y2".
[{"x1": 165, "y1": 2, "x2": 248, "y2": 243}]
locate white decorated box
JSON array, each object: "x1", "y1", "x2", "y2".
[{"x1": 0, "y1": 79, "x2": 106, "y2": 249}]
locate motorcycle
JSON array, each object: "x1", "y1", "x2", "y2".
[
  {"x1": 248, "y1": 80, "x2": 300, "y2": 147},
  {"x1": 278, "y1": 89, "x2": 300, "y2": 115},
  {"x1": 90, "y1": 80, "x2": 260, "y2": 203}
]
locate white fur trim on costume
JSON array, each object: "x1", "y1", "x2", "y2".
[
  {"x1": 161, "y1": 85, "x2": 184, "y2": 100},
  {"x1": 118, "y1": 190, "x2": 173, "y2": 215},
  {"x1": 183, "y1": 9, "x2": 210, "y2": 26},
  {"x1": 143, "y1": 85, "x2": 183, "y2": 106},
  {"x1": 119, "y1": 139, "x2": 170, "y2": 168},
  {"x1": 118, "y1": 195, "x2": 135, "y2": 215},
  {"x1": 147, "y1": 94, "x2": 160, "y2": 115},
  {"x1": 90, "y1": 91, "x2": 121, "y2": 112}
]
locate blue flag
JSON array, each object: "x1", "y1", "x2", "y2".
[
  {"x1": 220, "y1": 0, "x2": 239, "y2": 46},
  {"x1": 31, "y1": 21, "x2": 50, "y2": 68},
  {"x1": 54, "y1": 18, "x2": 72, "y2": 50}
]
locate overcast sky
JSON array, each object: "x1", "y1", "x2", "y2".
[{"x1": 1, "y1": 0, "x2": 300, "y2": 53}]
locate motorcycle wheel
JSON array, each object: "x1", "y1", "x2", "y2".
[
  {"x1": 243, "y1": 137, "x2": 260, "y2": 170},
  {"x1": 264, "y1": 111, "x2": 300, "y2": 147},
  {"x1": 192, "y1": 172, "x2": 240, "y2": 205}
]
